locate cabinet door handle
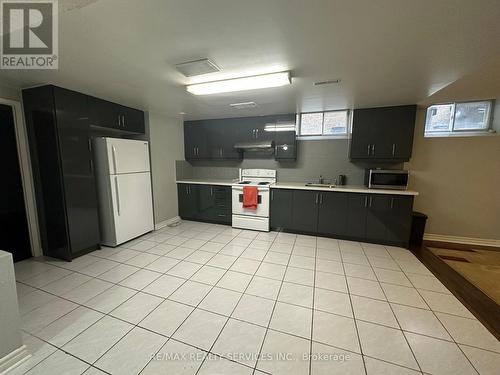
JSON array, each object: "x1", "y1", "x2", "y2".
[
  {"x1": 392, "y1": 144, "x2": 396, "y2": 156},
  {"x1": 319, "y1": 193, "x2": 323, "y2": 204},
  {"x1": 256, "y1": 129, "x2": 259, "y2": 138},
  {"x1": 271, "y1": 191, "x2": 274, "y2": 201},
  {"x1": 114, "y1": 177, "x2": 121, "y2": 216},
  {"x1": 364, "y1": 196, "x2": 368, "y2": 207},
  {"x1": 210, "y1": 187, "x2": 213, "y2": 196},
  {"x1": 118, "y1": 115, "x2": 121, "y2": 127},
  {"x1": 122, "y1": 115, "x2": 125, "y2": 127},
  {"x1": 315, "y1": 193, "x2": 319, "y2": 205},
  {"x1": 369, "y1": 196, "x2": 373, "y2": 207},
  {"x1": 390, "y1": 197, "x2": 394, "y2": 209},
  {"x1": 88, "y1": 138, "x2": 92, "y2": 152},
  {"x1": 371, "y1": 144, "x2": 375, "y2": 156},
  {"x1": 367, "y1": 144, "x2": 371, "y2": 156},
  {"x1": 111, "y1": 145, "x2": 117, "y2": 174}
]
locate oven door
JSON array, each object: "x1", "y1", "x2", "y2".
[{"x1": 232, "y1": 186, "x2": 270, "y2": 217}]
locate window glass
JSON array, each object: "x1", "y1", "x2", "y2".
[
  {"x1": 323, "y1": 111, "x2": 348, "y2": 135},
  {"x1": 424, "y1": 101, "x2": 493, "y2": 137},
  {"x1": 453, "y1": 101, "x2": 490, "y2": 131},
  {"x1": 425, "y1": 104, "x2": 453, "y2": 132},
  {"x1": 300, "y1": 112, "x2": 323, "y2": 135}
]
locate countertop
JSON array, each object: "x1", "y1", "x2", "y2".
[
  {"x1": 271, "y1": 182, "x2": 419, "y2": 196},
  {"x1": 176, "y1": 179, "x2": 419, "y2": 196},
  {"x1": 176, "y1": 179, "x2": 236, "y2": 186}
]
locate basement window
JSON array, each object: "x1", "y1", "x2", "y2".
[
  {"x1": 298, "y1": 110, "x2": 349, "y2": 139},
  {"x1": 424, "y1": 100, "x2": 494, "y2": 137}
]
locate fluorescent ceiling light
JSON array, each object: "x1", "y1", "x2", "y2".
[
  {"x1": 187, "y1": 71, "x2": 291, "y2": 95},
  {"x1": 264, "y1": 122, "x2": 296, "y2": 132}
]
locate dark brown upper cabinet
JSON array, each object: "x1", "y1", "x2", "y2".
[
  {"x1": 184, "y1": 114, "x2": 296, "y2": 161},
  {"x1": 349, "y1": 105, "x2": 416, "y2": 162}
]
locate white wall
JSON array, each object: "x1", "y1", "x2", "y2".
[
  {"x1": 409, "y1": 109, "x2": 500, "y2": 241},
  {"x1": 0, "y1": 251, "x2": 26, "y2": 370},
  {"x1": 148, "y1": 112, "x2": 184, "y2": 224}
]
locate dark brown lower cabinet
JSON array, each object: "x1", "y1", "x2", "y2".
[
  {"x1": 178, "y1": 184, "x2": 231, "y2": 225},
  {"x1": 270, "y1": 188, "x2": 413, "y2": 247}
]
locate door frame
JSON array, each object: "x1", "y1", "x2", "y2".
[{"x1": 0, "y1": 97, "x2": 41, "y2": 257}]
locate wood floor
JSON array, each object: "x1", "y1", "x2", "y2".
[
  {"x1": 428, "y1": 247, "x2": 500, "y2": 305},
  {"x1": 411, "y1": 242, "x2": 500, "y2": 340}
]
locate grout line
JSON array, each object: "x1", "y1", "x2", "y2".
[
  {"x1": 136, "y1": 230, "x2": 276, "y2": 375},
  {"x1": 360, "y1": 243, "x2": 423, "y2": 373},
  {"x1": 397, "y1": 250, "x2": 482, "y2": 375},
  {"x1": 252, "y1": 232, "x2": 297, "y2": 375},
  {"x1": 193, "y1": 234, "x2": 277, "y2": 374},
  {"x1": 308, "y1": 239, "x2": 318, "y2": 375},
  {"x1": 339, "y1": 242, "x2": 369, "y2": 375},
  {"x1": 16, "y1": 225, "x2": 496, "y2": 374}
]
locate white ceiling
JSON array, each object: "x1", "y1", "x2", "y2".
[{"x1": 1, "y1": 0, "x2": 500, "y2": 120}]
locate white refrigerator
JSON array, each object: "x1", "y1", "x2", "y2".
[{"x1": 93, "y1": 137, "x2": 154, "y2": 247}]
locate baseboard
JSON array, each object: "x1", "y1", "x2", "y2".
[
  {"x1": 154, "y1": 216, "x2": 181, "y2": 230},
  {"x1": 0, "y1": 345, "x2": 31, "y2": 375},
  {"x1": 424, "y1": 233, "x2": 500, "y2": 248}
]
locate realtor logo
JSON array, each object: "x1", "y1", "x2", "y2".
[{"x1": 1, "y1": 0, "x2": 58, "y2": 69}]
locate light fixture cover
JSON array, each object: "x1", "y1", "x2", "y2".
[{"x1": 187, "y1": 71, "x2": 291, "y2": 95}]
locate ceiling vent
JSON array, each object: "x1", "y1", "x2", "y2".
[
  {"x1": 175, "y1": 58, "x2": 220, "y2": 77},
  {"x1": 314, "y1": 79, "x2": 341, "y2": 86},
  {"x1": 62, "y1": 0, "x2": 100, "y2": 12},
  {"x1": 230, "y1": 101, "x2": 258, "y2": 109}
]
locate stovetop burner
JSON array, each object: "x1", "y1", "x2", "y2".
[
  {"x1": 258, "y1": 182, "x2": 270, "y2": 185},
  {"x1": 238, "y1": 181, "x2": 251, "y2": 185}
]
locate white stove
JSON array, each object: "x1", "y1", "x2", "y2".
[{"x1": 232, "y1": 169, "x2": 276, "y2": 232}]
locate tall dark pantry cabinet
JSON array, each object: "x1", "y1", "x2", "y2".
[{"x1": 23, "y1": 86, "x2": 100, "y2": 261}]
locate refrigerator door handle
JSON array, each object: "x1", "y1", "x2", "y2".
[
  {"x1": 111, "y1": 145, "x2": 117, "y2": 174},
  {"x1": 114, "y1": 177, "x2": 121, "y2": 216}
]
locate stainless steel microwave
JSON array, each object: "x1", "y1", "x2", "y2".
[{"x1": 365, "y1": 169, "x2": 409, "y2": 190}]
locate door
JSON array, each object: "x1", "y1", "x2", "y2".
[
  {"x1": 366, "y1": 195, "x2": 391, "y2": 242},
  {"x1": 198, "y1": 185, "x2": 216, "y2": 220},
  {"x1": 178, "y1": 184, "x2": 198, "y2": 220},
  {"x1": 275, "y1": 130, "x2": 296, "y2": 160},
  {"x1": 88, "y1": 96, "x2": 120, "y2": 129},
  {"x1": 270, "y1": 189, "x2": 293, "y2": 229},
  {"x1": 317, "y1": 192, "x2": 349, "y2": 237},
  {"x1": 120, "y1": 106, "x2": 145, "y2": 134},
  {"x1": 291, "y1": 190, "x2": 319, "y2": 233},
  {"x1": 54, "y1": 87, "x2": 100, "y2": 255},
  {"x1": 184, "y1": 121, "x2": 208, "y2": 160},
  {"x1": 350, "y1": 109, "x2": 374, "y2": 159},
  {"x1": 387, "y1": 105, "x2": 416, "y2": 159},
  {"x1": 346, "y1": 194, "x2": 367, "y2": 239},
  {"x1": 111, "y1": 172, "x2": 154, "y2": 244},
  {"x1": 219, "y1": 121, "x2": 241, "y2": 159},
  {"x1": 386, "y1": 196, "x2": 413, "y2": 245},
  {"x1": 106, "y1": 138, "x2": 150, "y2": 174},
  {"x1": 0, "y1": 104, "x2": 31, "y2": 262}
]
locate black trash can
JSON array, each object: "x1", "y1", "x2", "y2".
[{"x1": 410, "y1": 212, "x2": 428, "y2": 247}]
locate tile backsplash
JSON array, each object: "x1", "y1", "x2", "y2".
[{"x1": 176, "y1": 139, "x2": 401, "y2": 185}]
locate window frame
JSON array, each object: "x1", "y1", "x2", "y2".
[
  {"x1": 297, "y1": 109, "x2": 350, "y2": 140},
  {"x1": 424, "y1": 100, "x2": 494, "y2": 137}
]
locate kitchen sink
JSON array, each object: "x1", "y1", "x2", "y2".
[{"x1": 305, "y1": 183, "x2": 337, "y2": 188}]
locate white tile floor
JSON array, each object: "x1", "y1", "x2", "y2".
[{"x1": 11, "y1": 221, "x2": 500, "y2": 375}]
